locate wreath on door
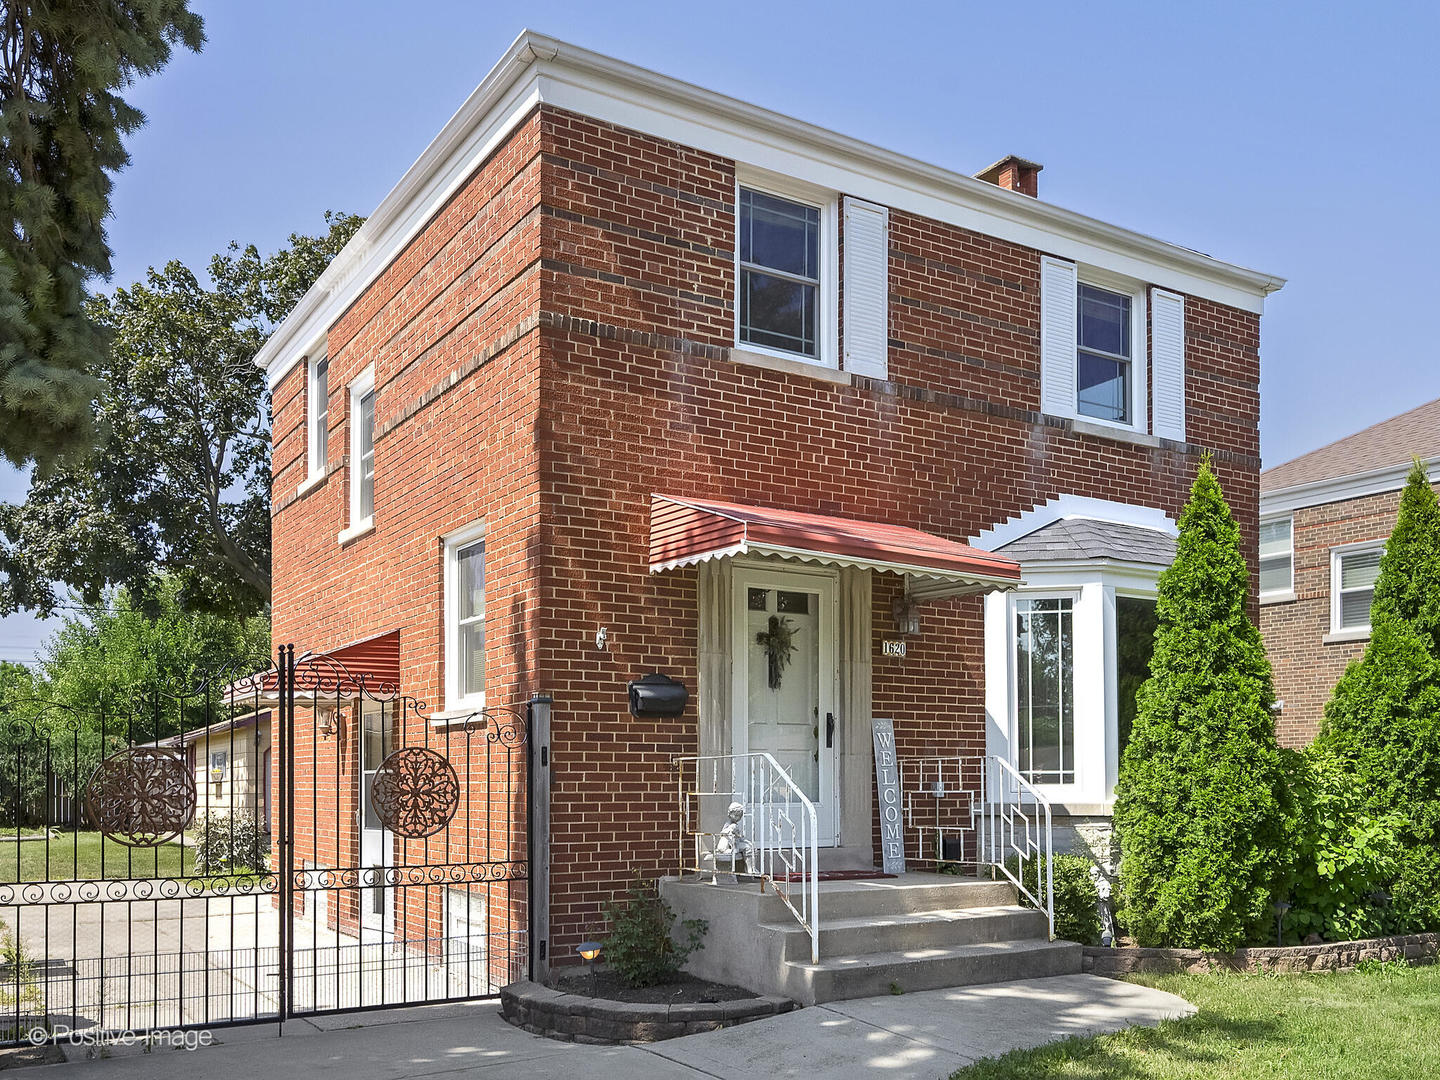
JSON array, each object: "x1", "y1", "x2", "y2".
[{"x1": 755, "y1": 615, "x2": 799, "y2": 690}]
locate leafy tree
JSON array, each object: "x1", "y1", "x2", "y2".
[
  {"x1": 0, "y1": 660, "x2": 45, "y2": 824},
  {"x1": 0, "y1": 1, "x2": 204, "y2": 465},
  {"x1": 0, "y1": 212, "x2": 363, "y2": 618},
  {"x1": 1322, "y1": 461, "x2": 1440, "y2": 931},
  {"x1": 1113, "y1": 460, "x2": 1292, "y2": 949}
]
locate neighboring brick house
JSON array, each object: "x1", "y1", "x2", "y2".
[
  {"x1": 1260, "y1": 398, "x2": 1440, "y2": 745},
  {"x1": 255, "y1": 31, "x2": 1283, "y2": 977}
]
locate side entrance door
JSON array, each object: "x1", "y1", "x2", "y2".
[
  {"x1": 731, "y1": 564, "x2": 839, "y2": 846},
  {"x1": 358, "y1": 698, "x2": 394, "y2": 938}
]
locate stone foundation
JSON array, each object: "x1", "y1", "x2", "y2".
[
  {"x1": 499, "y1": 980, "x2": 796, "y2": 1044},
  {"x1": 1083, "y1": 932, "x2": 1440, "y2": 975}
]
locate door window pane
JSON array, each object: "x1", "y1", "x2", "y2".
[{"x1": 1014, "y1": 597, "x2": 1074, "y2": 785}]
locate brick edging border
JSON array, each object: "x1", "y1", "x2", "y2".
[
  {"x1": 1082, "y1": 932, "x2": 1440, "y2": 975},
  {"x1": 499, "y1": 980, "x2": 797, "y2": 1044}
]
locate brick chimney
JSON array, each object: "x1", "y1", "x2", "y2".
[{"x1": 974, "y1": 155, "x2": 1043, "y2": 198}]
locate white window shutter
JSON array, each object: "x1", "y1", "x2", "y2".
[
  {"x1": 842, "y1": 197, "x2": 889, "y2": 379},
  {"x1": 1039, "y1": 256, "x2": 1078, "y2": 417},
  {"x1": 1151, "y1": 288, "x2": 1186, "y2": 442}
]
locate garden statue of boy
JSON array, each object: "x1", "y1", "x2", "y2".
[{"x1": 709, "y1": 801, "x2": 752, "y2": 885}]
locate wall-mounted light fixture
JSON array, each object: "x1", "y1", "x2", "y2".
[
  {"x1": 316, "y1": 705, "x2": 338, "y2": 739},
  {"x1": 891, "y1": 592, "x2": 921, "y2": 637}
]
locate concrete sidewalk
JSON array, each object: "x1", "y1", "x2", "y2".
[{"x1": 35, "y1": 974, "x2": 1195, "y2": 1080}]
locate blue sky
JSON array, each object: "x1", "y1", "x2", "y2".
[{"x1": 2, "y1": 0, "x2": 1436, "y2": 661}]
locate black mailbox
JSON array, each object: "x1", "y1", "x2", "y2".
[{"x1": 628, "y1": 673, "x2": 688, "y2": 718}]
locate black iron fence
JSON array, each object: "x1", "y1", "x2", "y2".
[{"x1": 0, "y1": 647, "x2": 530, "y2": 1044}]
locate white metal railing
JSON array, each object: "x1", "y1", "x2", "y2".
[
  {"x1": 901, "y1": 755, "x2": 1054, "y2": 939},
  {"x1": 674, "y1": 752, "x2": 820, "y2": 964}
]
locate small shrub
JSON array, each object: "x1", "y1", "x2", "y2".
[
  {"x1": 1282, "y1": 746, "x2": 1404, "y2": 943},
  {"x1": 1008, "y1": 854, "x2": 1103, "y2": 946},
  {"x1": 193, "y1": 811, "x2": 269, "y2": 874},
  {"x1": 601, "y1": 878, "x2": 707, "y2": 987}
]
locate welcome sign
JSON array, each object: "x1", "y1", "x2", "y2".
[{"x1": 872, "y1": 717, "x2": 906, "y2": 874}]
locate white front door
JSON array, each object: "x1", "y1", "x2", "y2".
[
  {"x1": 731, "y1": 565, "x2": 839, "y2": 846},
  {"x1": 359, "y1": 699, "x2": 393, "y2": 937}
]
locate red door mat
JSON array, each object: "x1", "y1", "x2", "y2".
[{"x1": 771, "y1": 870, "x2": 897, "y2": 882}]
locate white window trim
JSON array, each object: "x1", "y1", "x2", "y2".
[
  {"x1": 1009, "y1": 589, "x2": 1082, "y2": 793},
  {"x1": 306, "y1": 352, "x2": 329, "y2": 481},
  {"x1": 1259, "y1": 514, "x2": 1295, "y2": 604},
  {"x1": 345, "y1": 365, "x2": 376, "y2": 539},
  {"x1": 733, "y1": 169, "x2": 839, "y2": 371},
  {"x1": 1329, "y1": 539, "x2": 1384, "y2": 636},
  {"x1": 985, "y1": 560, "x2": 1164, "y2": 808},
  {"x1": 444, "y1": 521, "x2": 488, "y2": 712},
  {"x1": 1075, "y1": 267, "x2": 1148, "y2": 435}
]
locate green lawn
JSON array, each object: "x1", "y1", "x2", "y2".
[
  {"x1": 952, "y1": 964, "x2": 1440, "y2": 1080},
  {"x1": 0, "y1": 830, "x2": 196, "y2": 883}
]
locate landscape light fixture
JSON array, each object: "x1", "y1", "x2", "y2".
[{"x1": 577, "y1": 941, "x2": 602, "y2": 991}]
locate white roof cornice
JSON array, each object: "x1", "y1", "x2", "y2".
[
  {"x1": 256, "y1": 29, "x2": 1287, "y2": 388},
  {"x1": 1260, "y1": 456, "x2": 1440, "y2": 516}
]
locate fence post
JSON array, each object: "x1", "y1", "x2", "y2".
[{"x1": 527, "y1": 694, "x2": 552, "y2": 985}]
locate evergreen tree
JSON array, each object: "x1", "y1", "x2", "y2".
[
  {"x1": 0, "y1": 2, "x2": 204, "y2": 465},
  {"x1": 1323, "y1": 461, "x2": 1440, "y2": 931},
  {"x1": 1113, "y1": 460, "x2": 1292, "y2": 949}
]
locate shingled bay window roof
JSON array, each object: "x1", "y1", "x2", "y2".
[{"x1": 649, "y1": 494, "x2": 1022, "y2": 597}]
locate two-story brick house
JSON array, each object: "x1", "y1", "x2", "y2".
[
  {"x1": 1260, "y1": 397, "x2": 1440, "y2": 745},
  {"x1": 256, "y1": 31, "x2": 1282, "y2": 993}
]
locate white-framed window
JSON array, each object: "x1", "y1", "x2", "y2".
[
  {"x1": 1259, "y1": 516, "x2": 1294, "y2": 600},
  {"x1": 444, "y1": 522, "x2": 487, "y2": 710},
  {"x1": 307, "y1": 353, "x2": 329, "y2": 478},
  {"x1": 1331, "y1": 541, "x2": 1384, "y2": 635},
  {"x1": 734, "y1": 174, "x2": 838, "y2": 368},
  {"x1": 348, "y1": 366, "x2": 376, "y2": 531},
  {"x1": 1040, "y1": 259, "x2": 1162, "y2": 438},
  {"x1": 1013, "y1": 595, "x2": 1076, "y2": 785}
]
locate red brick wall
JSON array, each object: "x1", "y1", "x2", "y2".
[
  {"x1": 533, "y1": 107, "x2": 1262, "y2": 954},
  {"x1": 1260, "y1": 486, "x2": 1420, "y2": 745},
  {"x1": 269, "y1": 102, "x2": 1266, "y2": 967}
]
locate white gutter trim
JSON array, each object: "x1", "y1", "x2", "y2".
[
  {"x1": 257, "y1": 29, "x2": 1286, "y2": 389},
  {"x1": 1260, "y1": 455, "x2": 1440, "y2": 515}
]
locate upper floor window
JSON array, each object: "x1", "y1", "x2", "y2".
[
  {"x1": 444, "y1": 524, "x2": 487, "y2": 710},
  {"x1": 307, "y1": 354, "x2": 329, "y2": 477},
  {"x1": 738, "y1": 186, "x2": 821, "y2": 360},
  {"x1": 1077, "y1": 284, "x2": 1133, "y2": 424},
  {"x1": 347, "y1": 366, "x2": 376, "y2": 532},
  {"x1": 1259, "y1": 516, "x2": 1294, "y2": 599},
  {"x1": 1332, "y1": 542, "x2": 1383, "y2": 635}
]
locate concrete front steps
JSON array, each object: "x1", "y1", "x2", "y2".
[{"x1": 659, "y1": 871, "x2": 1081, "y2": 1006}]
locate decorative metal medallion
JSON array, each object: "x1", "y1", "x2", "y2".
[
  {"x1": 368, "y1": 747, "x2": 460, "y2": 838},
  {"x1": 85, "y1": 747, "x2": 198, "y2": 847}
]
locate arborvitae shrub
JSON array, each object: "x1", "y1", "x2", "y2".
[
  {"x1": 1113, "y1": 461, "x2": 1292, "y2": 949},
  {"x1": 1323, "y1": 461, "x2": 1440, "y2": 932}
]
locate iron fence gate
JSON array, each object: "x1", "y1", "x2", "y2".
[{"x1": 0, "y1": 645, "x2": 530, "y2": 1045}]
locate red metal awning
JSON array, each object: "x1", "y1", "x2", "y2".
[
  {"x1": 649, "y1": 495, "x2": 1022, "y2": 597},
  {"x1": 228, "y1": 630, "x2": 401, "y2": 701}
]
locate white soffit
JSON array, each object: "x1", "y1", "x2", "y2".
[
  {"x1": 257, "y1": 29, "x2": 1286, "y2": 389},
  {"x1": 1260, "y1": 456, "x2": 1440, "y2": 515}
]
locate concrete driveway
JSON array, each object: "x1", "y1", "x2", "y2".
[{"x1": 35, "y1": 973, "x2": 1195, "y2": 1080}]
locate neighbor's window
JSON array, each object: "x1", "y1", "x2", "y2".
[
  {"x1": 1014, "y1": 596, "x2": 1074, "y2": 785},
  {"x1": 738, "y1": 187, "x2": 821, "y2": 359},
  {"x1": 1332, "y1": 544, "x2": 1383, "y2": 634},
  {"x1": 307, "y1": 354, "x2": 329, "y2": 476},
  {"x1": 446, "y1": 527, "x2": 487, "y2": 708},
  {"x1": 1076, "y1": 284, "x2": 1133, "y2": 424},
  {"x1": 1259, "y1": 517, "x2": 1293, "y2": 597}
]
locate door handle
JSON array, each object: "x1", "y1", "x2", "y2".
[{"x1": 825, "y1": 713, "x2": 836, "y2": 749}]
